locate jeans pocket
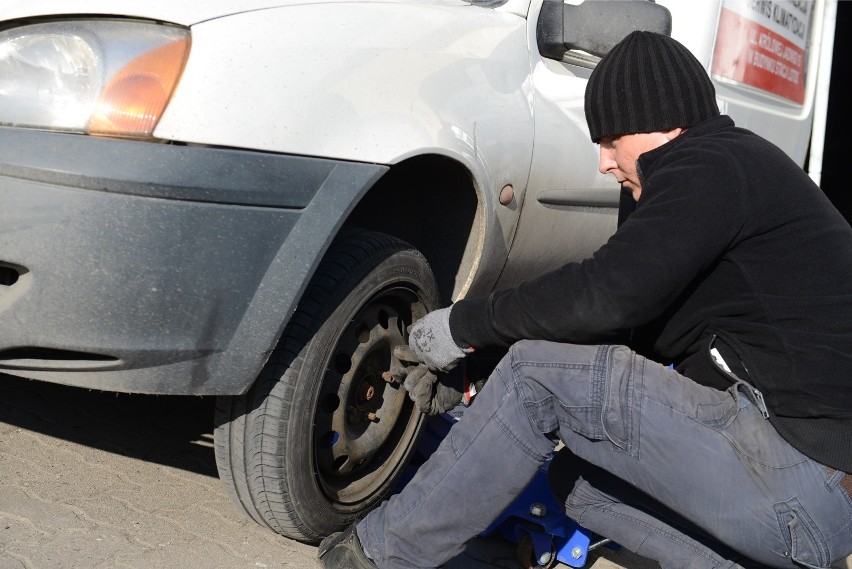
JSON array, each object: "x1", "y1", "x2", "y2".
[
  {"x1": 601, "y1": 345, "x2": 638, "y2": 453},
  {"x1": 774, "y1": 497, "x2": 830, "y2": 568}
]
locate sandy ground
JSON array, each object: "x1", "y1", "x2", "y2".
[{"x1": 0, "y1": 373, "x2": 659, "y2": 569}]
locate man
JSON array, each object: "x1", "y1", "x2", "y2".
[{"x1": 318, "y1": 31, "x2": 852, "y2": 568}]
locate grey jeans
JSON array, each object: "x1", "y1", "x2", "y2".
[{"x1": 357, "y1": 341, "x2": 852, "y2": 568}]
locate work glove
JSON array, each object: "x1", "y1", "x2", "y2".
[
  {"x1": 391, "y1": 345, "x2": 484, "y2": 416},
  {"x1": 404, "y1": 365, "x2": 463, "y2": 416},
  {"x1": 408, "y1": 306, "x2": 473, "y2": 372}
]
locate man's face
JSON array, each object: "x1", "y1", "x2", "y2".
[{"x1": 597, "y1": 129, "x2": 683, "y2": 201}]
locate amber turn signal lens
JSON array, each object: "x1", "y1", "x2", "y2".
[{"x1": 89, "y1": 35, "x2": 190, "y2": 138}]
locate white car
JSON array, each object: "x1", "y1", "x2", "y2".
[{"x1": 0, "y1": 0, "x2": 833, "y2": 544}]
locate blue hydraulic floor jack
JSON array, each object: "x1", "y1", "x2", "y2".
[
  {"x1": 480, "y1": 457, "x2": 616, "y2": 568},
  {"x1": 405, "y1": 411, "x2": 619, "y2": 569}
]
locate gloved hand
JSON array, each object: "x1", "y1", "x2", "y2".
[
  {"x1": 391, "y1": 345, "x2": 482, "y2": 416},
  {"x1": 408, "y1": 306, "x2": 472, "y2": 372},
  {"x1": 403, "y1": 365, "x2": 464, "y2": 416}
]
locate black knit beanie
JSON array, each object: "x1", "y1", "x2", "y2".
[{"x1": 585, "y1": 31, "x2": 719, "y2": 142}]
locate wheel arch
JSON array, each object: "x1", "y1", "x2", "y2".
[{"x1": 343, "y1": 154, "x2": 483, "y2": 306}]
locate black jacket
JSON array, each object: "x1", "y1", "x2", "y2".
[{"x1": 451, "y1": 115, "x2": 852, "y2": 472}]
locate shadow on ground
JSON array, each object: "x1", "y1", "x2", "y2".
[{"x1": 0, "y1": 373, "x2": 218, "y2": 477}]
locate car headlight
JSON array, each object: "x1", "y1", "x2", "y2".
[{"x1": 0, "y1": 19, "x2": 190, "y2": 139}]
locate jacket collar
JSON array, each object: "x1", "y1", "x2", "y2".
[{"x1": 639, "y1": 115, "x2": 734, "y2": 166}]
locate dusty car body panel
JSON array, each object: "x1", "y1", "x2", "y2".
[{"x1": 0, "y1": 127, "x2": 386, "y2": 394}]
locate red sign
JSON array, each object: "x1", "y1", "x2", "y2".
[{"x1": 711, "y1": 5, "x2": 808, "y2": 104}]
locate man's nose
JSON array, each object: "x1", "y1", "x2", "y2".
[{"x1": 598, "y1": 148, "x2": 615, "y2": 175}]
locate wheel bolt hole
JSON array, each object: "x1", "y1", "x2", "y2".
[
  {"x1": 378, "y1": 310, "x2": 390, "y2": 329},
  {"x1": 331, "y1": 455, "x2": 349, "y2": 471},
  {"x1": 355, "y1": 324, "x2": 370, "y2": 344},
  {"x1": 319, "y1": 431, "x2": 340, "y2": 448},
  {"x1": 334, "y1": 353, "x2": 352, "y2": 374},
  {"x1": 320, "y1": 393, "x2": 341, "y2": 413}
]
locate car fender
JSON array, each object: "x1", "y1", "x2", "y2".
[{"x1": 155, "y1": 2, "x2": 535, "y2": 257}]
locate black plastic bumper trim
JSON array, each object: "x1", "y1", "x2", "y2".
[{"x1": 0, "y1": 126, "x2": 346, "y2": 208}]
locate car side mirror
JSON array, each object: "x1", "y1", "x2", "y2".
[{"x1": 537, "y1": 0, "x2": 672, "y2": 61}]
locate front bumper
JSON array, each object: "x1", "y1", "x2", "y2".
[{"x1": 0, "y1": 127, "x2": 387, "y2": 394}]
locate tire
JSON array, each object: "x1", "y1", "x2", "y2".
[{"x1": 214, "y1": 229, "x2": 440, "y2": 543}]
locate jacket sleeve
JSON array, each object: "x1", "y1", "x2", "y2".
[{"x1": 450, "y1": 145, "x2": 750, "y2": 349}]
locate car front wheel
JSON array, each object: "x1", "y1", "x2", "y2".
[{"x1": 214, "y1": 229, "x2": 440, "y2": 543}]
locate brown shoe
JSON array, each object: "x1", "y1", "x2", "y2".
[{"x1": 317, "y1": 524, "x2": 378, "y2": 568}]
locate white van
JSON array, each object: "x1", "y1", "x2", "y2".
[{"x1": 0, "y1": 0, "x2": 835, "y2": 544}]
